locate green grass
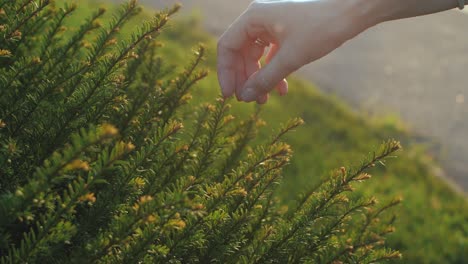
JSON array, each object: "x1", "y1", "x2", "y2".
[{"x1": 62, "y1": 1, "x2": 468, "y2": 263}]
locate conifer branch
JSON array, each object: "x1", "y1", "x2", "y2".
[
  {"x1": 218, "y1": 108, "x2": 259, "y2": 180},
  {"x1": 202, "y1": 160, "x2": 287, "y2": 262},
  {"x1": 4, "y1": 139, "x2": 132, "y2": 262},
  {"x1": 256, "y1": 140, "x2": 401, "y2": 262},
  {"x1": 6, "y1": 0, "x2": 50, "y2": 41}
]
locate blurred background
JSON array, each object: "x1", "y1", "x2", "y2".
[{"x1": 116, "y1": 0, "x2": 468, "y2": 193}]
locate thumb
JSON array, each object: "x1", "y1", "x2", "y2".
[{"x1": 240, "y1": 44, "x2": 297, "y2": 102}]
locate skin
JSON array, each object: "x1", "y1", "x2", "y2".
[{"x1": 217, "y1": 0, "x2": 465, "y2": 104}]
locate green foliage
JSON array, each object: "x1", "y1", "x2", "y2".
[{"x1": 0, "y1": 1, "x2": 406, "y2": 263}]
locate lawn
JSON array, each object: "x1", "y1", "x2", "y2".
[{"x1": 64, "y1": 1, "x2": 467, "y2": 263}]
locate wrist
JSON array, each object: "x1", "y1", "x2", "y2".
[{"x1": 351, "y1": 0, "x2": 465, "y2": 24}]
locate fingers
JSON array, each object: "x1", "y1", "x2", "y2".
[
  {"x1": 218, "y1": 7, "x2": 293, "y2": 104},
  {"x1": 266, "y1": 44, "x2": 288, "y2": 96},
  {"x1": 217, "y1": 51, "x2": 237, "y2": 99},
  {"x1": 235, "y1": 58, "x2": 247, "y2": 101},
  {"x1": 217, "y1": 16, "x2": 251, "y2": 98},
  {"x1": 261, "y1": 44, "x2": 285, "y2": 97},
  {"x1": 276, "y1": 79, "x2": 288, "y2": 96},
  {"x1": 250, "y1": 79, "x2": 287, "y2": 105},
  {"x1": 240, "y1": 44, "x2": 296, "y2": 102},
  {"x1": 265, "y1": 43, "x2": 279, "y2": 65},
  {"x1": 238, "y1": 43, "x2": 264, "y2": 100}
]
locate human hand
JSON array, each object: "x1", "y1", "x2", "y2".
[{"x1": 217, "y1": 0, "x2": 379, "y2": 103}]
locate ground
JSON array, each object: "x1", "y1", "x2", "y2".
[{"x1": 112, "y1": 0, "x2": 468, "y2": 192}]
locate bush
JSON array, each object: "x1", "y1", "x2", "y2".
[{"x1": 0, "y1": 1, "x2": 402, "y2": 262}]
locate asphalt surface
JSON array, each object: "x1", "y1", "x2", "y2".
[{"x1": 115, "y1": 0, "x2": 468, "y2": 192}]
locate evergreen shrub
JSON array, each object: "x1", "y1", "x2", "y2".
[{"x1": 0, "y1": 1, "x2": 403, "y2": 263}]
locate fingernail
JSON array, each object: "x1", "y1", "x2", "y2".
[{"x1": 241, "y1": 88, "x2": 256, "y2": 101}]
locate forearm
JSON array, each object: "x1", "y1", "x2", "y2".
[{"x1": 361, "y1": 0, "x2": 465, "y2": 24}]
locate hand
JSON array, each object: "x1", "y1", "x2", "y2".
[{"x1": 217, "y1": 0, "x2": 379, "y2": 103}]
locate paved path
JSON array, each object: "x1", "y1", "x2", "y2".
[{"x1": 131, "y1": 0, "x2": 468, "y2": 191}]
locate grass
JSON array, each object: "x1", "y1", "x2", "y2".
[{"x1": 62, "y1": 1, "x2": 467, "y2": 263}]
